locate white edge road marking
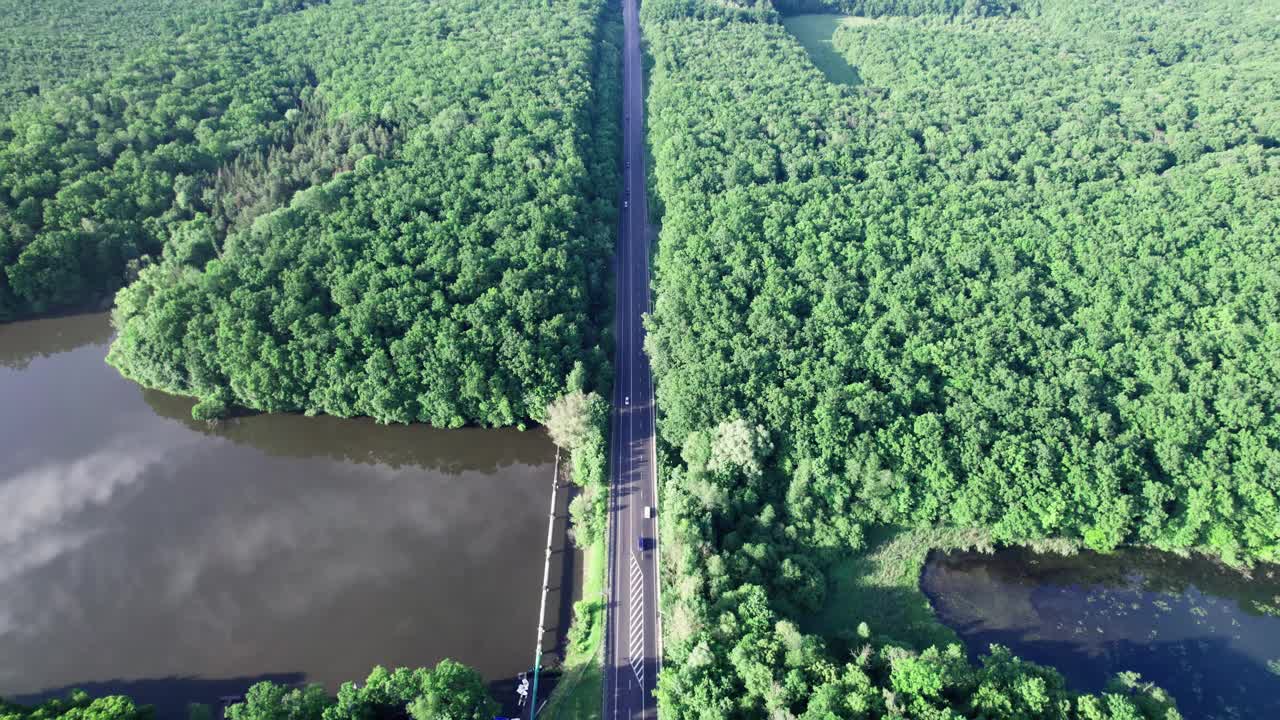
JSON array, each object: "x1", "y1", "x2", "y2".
[{"x1": 609, "y1": 166, "x2": 625, "y2": 720}]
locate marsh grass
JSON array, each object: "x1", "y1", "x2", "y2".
[{"x1": 803, "y1": 525, "x2": 994, "y2": 651}]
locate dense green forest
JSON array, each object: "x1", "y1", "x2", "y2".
[
  {"x1": 0, "y1": 0, "x2": 619, "y2": 426},
  {"x1": 0, "y1": 663, "x2": 495, "y2": 720},
  {"x1": 0, "y1": 0, "x2": 339, "y2": 320},
  {"x1": 642, "y1": 0, "x2": 1276, "y2": 716},
  {"x1": 0, "y1": 6, "x2": 308, "y2": 320},
  {"x1": 639, "y1": 0, "x2": 1019, "y2": 23},
  {"x1": 0, "y1": 0, "x2": 257, "y2": 115}
]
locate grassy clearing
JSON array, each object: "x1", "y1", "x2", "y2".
[
  {"x1": 541, "y1": 537, "x2": 605, "y2": 719},
  {"x1": 780, "y1": 14, "x2": 869, "y2": 85},
  {"x1": 803, "y1": 526, "x2": 995, "y2": 651}
]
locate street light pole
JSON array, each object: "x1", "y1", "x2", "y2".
[{"x1": 529, "y1": 448, "x2": 560, "y2": 720}]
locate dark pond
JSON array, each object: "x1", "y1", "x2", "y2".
[
  {"x1": 0, "y1": 313, "x2": 572, "y2": 717},
  {"x1": 922, "y1": 547, "x2": 1280, "y2": 720}
]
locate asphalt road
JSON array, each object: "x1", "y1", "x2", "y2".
[{"x1": 602, "y1": 0, "x2": 661, "y2": 717}]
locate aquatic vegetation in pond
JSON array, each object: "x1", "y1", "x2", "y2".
[{"x1": 922, "y1": 547, "x2": 1280, "y2": 720}]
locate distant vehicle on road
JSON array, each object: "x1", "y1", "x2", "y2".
[
  {"x1": 637, "y1": 536, "x2": 647, "y2": 552},
  {"x1": 643, "y1": 505, "x2": 654, "y2": 519},
  {"x1": 624, "y1": 200, "x2": 629, "y2": 208},
  {"x1": 625, "y1": 395, "x2": 630, "y2": 405}
]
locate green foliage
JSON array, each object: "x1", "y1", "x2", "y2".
[
  {"x1": 0, "y1": 3, "x2": 312, "y2": 320},
  {"x1": 88, "y1": 0, "x2": 619, "y2": 426},
  {"x1": 0, "y1": 0, "x2": 261, "y2": 115},
  {"x1": 658, "y1": 531, "x2": 1186, "y2": 718},
  {"x1": 2, "y1": 0, "x2": 618, "y2": 429},
  {"x1": 568, "y1": 482, "x2": 607, "y2": 549},
  {"x1": 220, "y1": 663, "x2": 497, "y2": 720},
  {"x1": 563, "y1": 389, "x2": 611, "y2": 548},
  {"x1": 655, "y1": 483, "x2": 1184, "y2": 719},
  {"x1": 644, "y1": 0, "x2": 1280, "y2": 568},
  {"x1": 191, "y1": 388, "x2": 231, "y2": 421},
  {"x1": 0, "y1": 692, "x2": 153, "y2": 720},
  {"x1": 547, "y1": 389, "x2": 601, "y2": 451},
  {"x1": 641, "y1": 0, "x2": 779, "y2": 24},
  {"x1": 226, "y1": 683, "x2": 329, "y2": 720},
  {"x1": 640, "y1": 0, "x2": 1023, "y2": 25},
  {"x1": 0, "y1": 667, "x2": 493, "y2": 720},
  {"x1": 405, "y1": 661, "x2": 496, "y2": 720},
  {"x1": 707, "y1": 419, "x2": 772, "y2": 478},
  {"x1": 204, "y1": 97, "x2": 401, "y2": 243},
  {"x1": 643, "y1": 0, "x2": 1273, "y2": 715}
]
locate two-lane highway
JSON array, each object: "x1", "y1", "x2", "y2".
[{"x1": 603, "y1": 0, "x2": 661, "y2": 718}]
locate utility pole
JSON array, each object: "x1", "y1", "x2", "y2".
[{"x1": 529, "y1": 449, "x2": 560, "y2": 720}]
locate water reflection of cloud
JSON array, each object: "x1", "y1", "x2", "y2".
[
  {"x1": 0, "y1": 432, "x2": 547, "y2": 611},
  {"x1": 0, "y1": 440, "x2": 166, "y2": 579},
  {"x1": 152, "y1": 460, "x2": 544, "y2": 618},
  {"x1": 1, "y1": 315, "x2": 557, "y2": 695},
  {"x1": 1, "y1": 441, "x2": 552, "y2": 695},
  {"x1": 0, "y1": 436, "x2": 205, "y2": 648}
]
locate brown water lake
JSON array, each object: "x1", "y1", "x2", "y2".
[{"x1": 0, "y1": 313, "x2": 570, "y2": 716}]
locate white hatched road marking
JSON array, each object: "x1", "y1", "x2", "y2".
[{"x1": 628, "y1": 553, "x2": 645, "y2": 684}]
